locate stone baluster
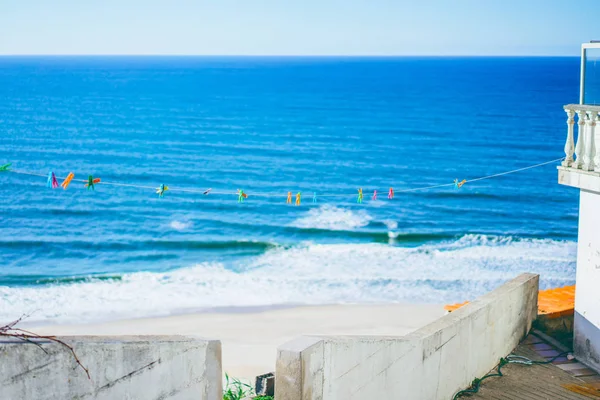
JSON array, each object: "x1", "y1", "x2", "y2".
[
  {"x1": 574, "y1": 110, "x2": 587, "y2": 169},
  {"x1": 562, "y1": 108, "x2": 576, "y2": 166},
  {"x1": 583, "y1": 111, "x2": 598, "y2": 171},
  {"x1": 595, "y1": 114, "x2": 600, "y2": 170}
]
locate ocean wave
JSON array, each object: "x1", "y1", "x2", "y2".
[
  {"x1": 290, "y1": 205, "x2": 373, "y2": 230},
  {"x1": 0, "y1": 239, "x2": 278, "y2": 253},
  {"x1": 0, "y1": 234, "x2": 576, "y2": 324},
  {"x1": 169, "y1": 220, "x2": 193, "y2": 231}
]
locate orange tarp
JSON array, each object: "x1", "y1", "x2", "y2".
[{"x1": 444, "y1": 285, "x2": 575, "y2": 318}]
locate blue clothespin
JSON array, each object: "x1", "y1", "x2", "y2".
[
  {"x1": 46, "y1": 172, "x2": 59, "y2": 189},
  {"x1": 454, "y1": 179, "x2": 466, "y2": 189},
  {"x1": 156, "y1": 184, "x2": 169, "y2": 198},
  {"x1": 313, "y1": 192, "x2": 317, "y2": 203}
]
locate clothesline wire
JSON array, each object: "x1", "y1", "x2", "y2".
[{"x1": 6, "y1": 157, "x2": 564, "y2": 198}]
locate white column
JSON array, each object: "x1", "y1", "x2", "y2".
[
  {"x1": 574, "y1": 110, "x2": 587, "y2": 169},
  {"x1": 563, "y1": 108, "x2": 576, "y2": 166},
  {"x1": 595, "y1": 114, "x2": 600, "y2": 170},
  {"x1": 583, "y1": 111, "x2": 597, "y2": 171}
]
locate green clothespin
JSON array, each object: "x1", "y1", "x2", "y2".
[
  {"x1": 357, "y1": 188, "x2": 363, "y2": 204},
  {"x1": 238, "y1": 189, "x2": 245, "y2": 203},
  {"x1": 0, "y1": 163, "x2": 11, "y2": 172},
  {"x1": 86, "y1": 175, "x2": 95, "y2": 190}
]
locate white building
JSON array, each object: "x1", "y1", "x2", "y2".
[{"x1": 558, "y1": 41, "x2": 600, "y2": 373}]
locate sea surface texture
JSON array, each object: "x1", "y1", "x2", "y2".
[{"x1": 0, "y1": 57, "x2": 580, "y2": 324}]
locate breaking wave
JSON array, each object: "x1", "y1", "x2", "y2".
[{"x1": 0, "y1": 234, "x2": 576, "y2": 324}]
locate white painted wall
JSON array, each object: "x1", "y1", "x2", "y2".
[
  {"x1": 576, "y1": 189, "x2": 600, "y2": 327},
  {"x1": 574, "y1": 188, "x2": 600, "y2": 370},
  {"x1": 0, "y1": 335, "x2": 222, "y2": 400},
  {"x1": 276, "y1": 273, "x2": 539, "y2": 400},
  {"x1": 558, "y1": 167, "x2": 600, "y2": 372}
]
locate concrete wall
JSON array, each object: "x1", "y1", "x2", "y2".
[
  {"x1": 0, "y1": 335, "x2": 222, "y2": 400},
  {"x1": 276, "y1": 273, "x2": 539, "y2": 400},
  {"x1": 573, "y1": 188, "x2": 600, "y2": 371}
]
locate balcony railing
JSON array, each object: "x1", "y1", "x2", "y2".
[{"x1": 562, "y1": 104, "x2": 600, "y2": 173}]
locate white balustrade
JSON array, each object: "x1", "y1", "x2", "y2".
[
  {"x1": 584, "y1": 111, "x2": 597, "y2": 171},
  {"x1": 563, "y1": 109, "x2": 575, "y2": 166},
  {"x1": 574, "y1": 110, "x2": 587, "y2": 169},
  {"x1": 563, "y1": 104, "x2": 600, "y2": 173}
]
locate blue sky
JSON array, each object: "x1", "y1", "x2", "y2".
[{"x1": 0, "y1": 0, "x2": 598, "y2": 56}]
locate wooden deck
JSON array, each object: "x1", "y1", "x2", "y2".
[{"x1": 459, "y1": 330, "x2": 600, "y2": 400}]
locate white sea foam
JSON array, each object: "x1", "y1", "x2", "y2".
[
  {"x1": 383, "y1": 220, "x2": 399, "y2": 240},
  {"x1": 291, "y1": 205, "x2": 373, "y2": 230},
  {"x1": 383, "y1": 220, "x2": 398, "y2": 230},
  {"x1": 169, "y1": 220, "x2": 193, "y2": 231},
  {"x1": 0, "y1": 235, "x2": 576, "y2": 324}
]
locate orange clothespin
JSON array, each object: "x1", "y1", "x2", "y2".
[
  {"x1": 295, "y1": 192, "x2": 301, "y2": 206},
  {"x1": 61, "y1": 173, "x2": 75, "y2": 190},
  {"x1": 287, "y1": 192, "x2": 292, "y2": 204}
]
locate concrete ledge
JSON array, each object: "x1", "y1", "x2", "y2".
[
  {"x1": 0, "y1": 335, "x2": 222, "y2": 400},
  {"x1": 558, "y1": 166, "x2": 600, "y2": 193},
  {"x1": 276, "y1": 273, "x2": 539, "y2": 400}
]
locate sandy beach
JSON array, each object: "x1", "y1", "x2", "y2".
[{"x1": 33, "y1": 303, "x2": 445, "y2": 381}]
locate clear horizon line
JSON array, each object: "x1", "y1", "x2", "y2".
[{"x1": 0, "y1": 53, "x2": 580, "y2": 58}]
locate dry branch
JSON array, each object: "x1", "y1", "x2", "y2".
[{"x1": 0, "y1": 315, "x2": 91, "y2": 380}]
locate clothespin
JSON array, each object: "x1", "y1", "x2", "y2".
[
  {"x1": 372, "y1": 190, "x2": 377, "y2": 200},
  {"x1": 156, "y1": 184, "x2": 169, "y2": 198},
  {"x1": 313, "y1": 192, "x2": 317, "y2": 203},
  {"x1": 388, "y1": 187, "x2": 394, "y2": 199},
  {"x1": 47, "y1": 172, "x2": 59, "y2": 189},
  {"x1": 238, "y1": 189, "x2": 247, "y2": 203},
  {"x1": 454, "y1": 179, "x2": 466, "y2": 189},
  {"x1": 203, "y1": 188, "x2": 212, "y2": 195},
  {"x1": 286, "y1": 192, "x2": 292, "y2": 204},
  {"x1": 0, "y1": 163, "x2": 11, "y2": 172},
  {"x1": 61, "y1": 173, "x2": 75, "y2": 190},
  {"x1": 85, "y1": 176, "x2": 100, "y2": 190},
  {"x1": 295, "y1": 192, "x2": 301, "y2": 206},
  {"x1": 357, "y1": 188, "x2": 363, "y2": 204}
]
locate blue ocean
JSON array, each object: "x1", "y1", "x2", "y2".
[{"x1": 0, "y1": 56, "x2": 580, "y2": 324}]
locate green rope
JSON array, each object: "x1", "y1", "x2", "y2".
[{"x1": 452, "y1": 351, "x2": 569, "y2": 399}]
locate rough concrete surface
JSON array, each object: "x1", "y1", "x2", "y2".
[
  {"x1": 0, "y1": 335, "x2": 222, "y2": 400},
  {"x1": 276, "y1": 273, "x2": 539, "y2": 400}
]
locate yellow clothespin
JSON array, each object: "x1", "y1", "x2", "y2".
[{"x1": 454, "y1": 179, "x2": 466, "y2": 189}]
